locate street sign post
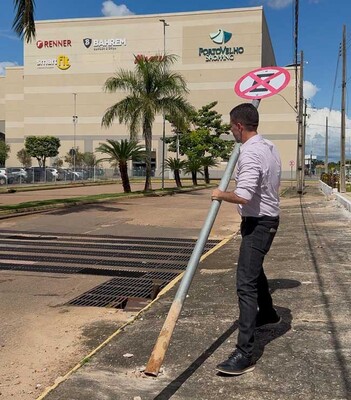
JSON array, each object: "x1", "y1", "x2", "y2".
[
  {"x1": 289, "y1": 160, "x2": 295, "y2": 185},
  {"x1": 234, "y1": 66, "x2": 290, "y2": 100}
]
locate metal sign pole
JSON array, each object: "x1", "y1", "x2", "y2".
[{"x1": 145, "y1": 99, "x2": 260, "y2": 377}]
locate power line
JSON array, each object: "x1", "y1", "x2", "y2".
[{"x1": 329, "y1": 44, "x2": 341, "y2": 112}]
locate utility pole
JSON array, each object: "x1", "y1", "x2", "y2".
[
  {"x1": 159, "y1": 19, "x2": 169, "y2": 190},
  {"x1": 297, "y1": 51, "x2": 304, "y2": 193},
  {"x1": 72, "y1": 93, "x2": 78, "y2": 180},
  {"x1": 303, "y1": 98, "x2": 307, "y2": 178},
  {"x1": 325, "y1": 116, "x2": 328, "y2": 173},
  {"x1": 340, "y1": 25, "x2": 346, "y2": 192}
]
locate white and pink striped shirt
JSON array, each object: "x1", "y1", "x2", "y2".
[{"x1": 234, "y1": 134, "x2": 281, "y2": 217}]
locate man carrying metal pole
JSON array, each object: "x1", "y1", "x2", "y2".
[
  {"x1": 212, "y1": 103, "x2": 281, "y2": 375},
  {"x1": 145, "y1": 101, "x2": 260, "y2": 377},
  {"x1": 145, "y1": 66, "x2": 289, "y2": 378}
]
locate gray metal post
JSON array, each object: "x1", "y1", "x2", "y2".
[{"x1": 145, "y1": 99, "x2": 260, "y2": 377}]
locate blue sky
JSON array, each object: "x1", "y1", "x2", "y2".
[{"x1": 0, "y1": 0, "x2": 350, "y2": 160}]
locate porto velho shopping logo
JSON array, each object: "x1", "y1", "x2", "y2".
[
  {"x1": 199, "y1": 28, "x2": 244, "y2": 62},
  {"x1": 210, "y1": 29, "x2": 232, "y2": 44},
  {"x1": 83, "y1": 37, "x2": 127, "y2": 51},
  {"x1": 36, "y1": 55, "x2": 71, "y2": 70}
]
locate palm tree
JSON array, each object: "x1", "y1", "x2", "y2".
[
  {"x1": 184, "y1": 157, "x2": 203, "y2": 186},
  {"x1": 96, "y1": 139, "x2": 145, "y2": 193},
  {"x1": 101, "y1": 54, "x2": 194, "y2": 192},
  {"x1": 201, "y1": 156, "x2": 219, "y2": 184},
  {"x1": 13, "y1": 0, "x2": 36, "y2": 42},
  {"x1": 164, "y1": 157, "x2": 186, "y2": 188}
]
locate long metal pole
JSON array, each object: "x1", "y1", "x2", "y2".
[
  {"x1": 340, "y1": 25, "x2": 346, "y2": 192},
  {"x1": 160, "y1": 19, "x2": 168, "y2": 190},
  {"x1": 73, "y1": 93, "x2": 77, "y2": 181},
  {"x1": 325, "y1": 116, "x2": 328, "y2": 174},
  {"x1": 296, "y1": 51, "x2": 304, "y2": 193},
  {"x1": 145, "y1": 99, "x2": 260, "y2": 377}
]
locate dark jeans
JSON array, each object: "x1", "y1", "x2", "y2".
[{"x1": 236, "y1": 216, "x2": 279, "y2": 357}]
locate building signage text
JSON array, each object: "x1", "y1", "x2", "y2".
[
  {"x1": 36, "y1": 39, "x2": 72, "y2": 49},
  {"x1": 199, "y1": 46, "x2": 244, "y2": 62},
  {"x1": 83, "y1": 38, "x2": 127, "y2": 51},
  {"x1": 36, "y1": 55, "x2": 71, "y2": 70},
  {"x1": 198, "y1": 29, "x2": 244, "y2": 62}
]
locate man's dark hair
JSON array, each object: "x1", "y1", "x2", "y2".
[{"x1": 230, "y1": 103, "x2": 259, "y2": 131}]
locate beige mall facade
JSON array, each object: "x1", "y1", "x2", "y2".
[{"x1": 0, "y1": 6, "x2": 298, "y2": 179}]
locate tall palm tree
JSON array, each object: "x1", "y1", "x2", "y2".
[
  {"x1": 13, "y1": 0, "x2": 36, "y2": 42},
  {"x1": 201, "y1": 156, "x2": 219, "y2": 184},
  {"x1": 164, "y1": 157, "x2": 186, "y2": 188},
  {"x1": 101, "y1": 54, "x2": 194, "y2": 192},
  {"x1": 184, "y1": 157, "x2": 203, "y2": 186},
  {"x1": 96, "y1": 139, "x2": 145, "y2": 193}
]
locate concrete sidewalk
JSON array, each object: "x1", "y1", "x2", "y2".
[{"x1": 41, "y1": 186, "x2": 351, "y2": 400}]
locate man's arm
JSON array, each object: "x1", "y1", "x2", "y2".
[{"x1": 211, "y1": 188, "x2": 248, "y2": 204}]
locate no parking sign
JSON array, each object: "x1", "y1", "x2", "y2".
[{"x1": 234, "y1": 66, "x2": 290, "y2": 100}]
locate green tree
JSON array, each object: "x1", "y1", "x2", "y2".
[
  {"x1": 201, "y1": 156, "x2": 219, "y2": 184},
  {"x1": 81, "y1": 152, "x2": 99, "y2": 168},
  {"x1": 96, "y1": 139, "x2": 145, "y2": 193},
  {"x1": 12, "y1": 0, "x2": 36, "y2": 42},
  {"x1": 17, "y1": 148, "x2": 32, "y2": 167},
  {"x1": 25, "y1": 136, "x2": 60, "y2": 168},
  {"x1": 0, "y1": 141, "x2": 10, "y2": 167},
  {"x1": 164, "y1": 157, "x2": 186, "y2": 188},
  {"x1": 64, "y1": 149, "x2": 84, "y2": 168},
  {"x1": 52, "y1": 157, "x2": 63, "y2": 168},
  {"x1": 184, "y1": 157, "x2": 203, "y2": 186},
  {"x1": 101, "y1": 54, "x2": 194, "y2": 192},
  {"x1": 166, "y1": 102, "x2": 233, "y2": 182}
]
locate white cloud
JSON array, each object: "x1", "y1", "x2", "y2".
[
  {"x1": 101, "y1": 1, "x2": 134, "y2": 17},
  {"x1": 265, "y1": 0, "x2": 293, "y2": 9},
  {"x1": 303, "y1": 80, "x2": 320, "y2": 100},
  {"x1": 306, "y1": 106, "x2": 351, "y2": 161},
  {"x1": 0, "y1": 61, "x2": 18, "y2": 75}
]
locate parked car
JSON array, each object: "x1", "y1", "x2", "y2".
[
  {"x1": 46, "y1": 167, "x2": 60, "y2": 181},
  {"x1": 6, "y1": 167, "x2": 28, "y2": 183},
  {"x1": 0, "y1": 169, "x2": 7, "y2": 185}
]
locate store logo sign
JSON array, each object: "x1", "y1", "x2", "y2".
[
  {"x1": 36, "y1": 55, "x2": 71, "y2": 70},
  {"x1": 36, "y1": 39, "x2": 72, "y2": 49},
  {"x1": 198, "y1": 29, "x2": 244, "y2": 62},
  {"x1": 83, "y1": 37, "x2": 127, "y2": 51},
  {"x1": 210, "y1": 29, "x2": 232, "y2": 44},
  {"x1": 57, "y1": 55, "x2": 70, "y2": 70},
  {"x1": 83, "y1": 38, "x2": 92, "y2": 48}
]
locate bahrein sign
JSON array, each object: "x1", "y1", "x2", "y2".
[{"x1": 199, "y1": 29, "x2": 244, "y2": 62}]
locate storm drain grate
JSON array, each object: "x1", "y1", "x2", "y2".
[
  {"x1": 0, "y1": 229, "x2": 221, "y2": 244},
  {"x1": 66, "y1": 276, "x2": 170, "y2": 308},
  {"x1": 0, "y1": 263, "x2": 146, "y2": 278},
  {"x1": 0, "y1": 253, "x2": 187, "y2": 270}
]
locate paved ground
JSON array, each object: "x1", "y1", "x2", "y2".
[
  {"x1": 0, "y1": 184, "x2": 240, "y2": 399},
  {"x1": 32, "y1": 185, "x2": 350, "y2": 400}
]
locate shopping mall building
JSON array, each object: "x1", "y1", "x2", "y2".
[{"x1": 0, "y1": 6, "x2": 298, "y2": 179}]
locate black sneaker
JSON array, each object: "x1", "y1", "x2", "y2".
[
  {"x1": 256, "y1": 311, "x2": 281, "y2": 328},
  {"x1": 216, "y1": 350, "x2": 255, "y2": 375}
]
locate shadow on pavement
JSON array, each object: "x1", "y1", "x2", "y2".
[
  {"x1": 153, "y1": 321, "x2": 239, "y2": 400},
  {"x1": 153, "y1": 279, "x2": 299, "y2": 399},
  {"x1": 300, "y1": 197, "x2": 351, "y2": 398},
  {"x1": 47, "y1": 203, "x2": 125, "y2": 215}
]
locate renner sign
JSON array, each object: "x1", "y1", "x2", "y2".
[{"x1": 36, "y1": 40, "x2": 72, "y2": 49}]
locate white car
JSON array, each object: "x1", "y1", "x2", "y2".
[{"x1": 0, "y1": 169, "x2": 8, "y2": 185}]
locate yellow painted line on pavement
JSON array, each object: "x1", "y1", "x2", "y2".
[{"x1": 36, "y1": 233, "x2": 233, "y2": 400}]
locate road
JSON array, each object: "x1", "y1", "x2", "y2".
[{"x1": 0, "y1": 187, "x2": 239, "y2": 399}]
